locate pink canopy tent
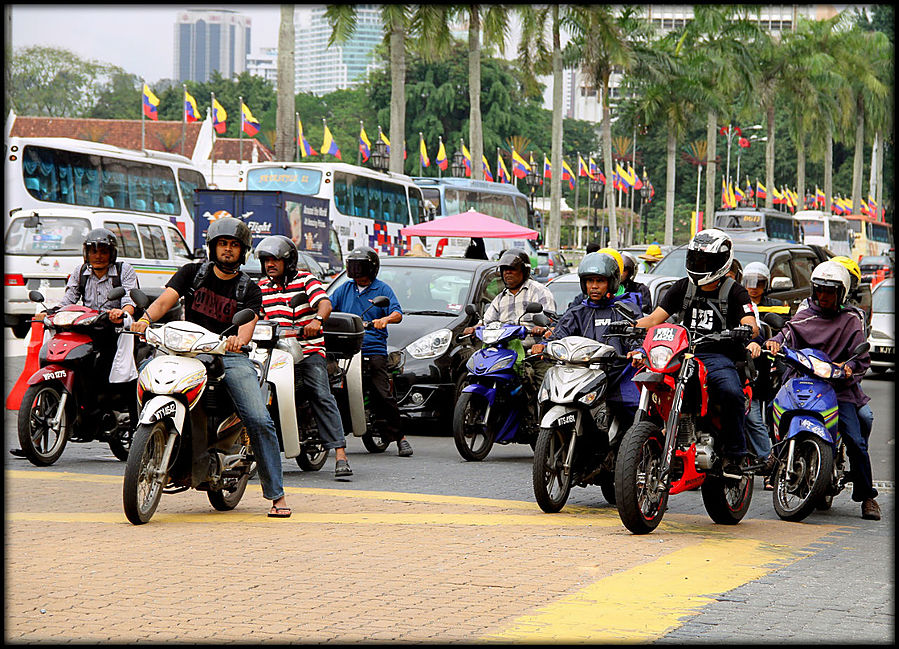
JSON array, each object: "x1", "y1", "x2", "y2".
[{"x1": 399, "y1": 209, "x2": 538, "y2": 240}]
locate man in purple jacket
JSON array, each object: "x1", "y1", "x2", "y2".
[{"x1": 763, "y1": 261, "x2": 880, "y2": 520}]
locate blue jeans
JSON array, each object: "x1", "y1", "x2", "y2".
[
  {"x1": 221, "y1": 352, "x2": 284, "y2": 502},
  {"x1": 745, "y1": 399, "x2": 772, "y2": 457},
  {"x1": 296, "y1": 353, "x2": 346, "y2": 450},
  {"x1": 838, "y1": 401, "x2": 877, "y2": 502},
  {"x1": 697, "y1": 352, "x2": 749, "y2": 458},
  {"x1": 858, "y1": 403, "x2": 874, "y2": 438}
]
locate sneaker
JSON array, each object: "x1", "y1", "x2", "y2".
[
  {"x1": 9, "y1": 448, "x2": 26, "y2": 458},
  {"x1": 334, "y1": 459, "x2": 353, "y2": 479},
  {"x1": 397, "y1": 439, "x2": 413, "y2": 457},
  {"x1": 862, "y1": 498, "x2": 882, "y2": 521}
]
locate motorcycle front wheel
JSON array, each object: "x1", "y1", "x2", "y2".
[
  {"x1": 123, "y1": 421, "x2": 170, "y2": 525},
  {"x1": 772, "y1": 434, "x2": 833, "y2": 522},
  {"x1": 17, "y1": 382, "x2": 71, "y2": 466},
  {"x1": 532, "y1": 426, "x2": 575, "y2": 513},
  {"x1": 296, "y1": 444, "x2": 330, "y2": 471},
  {"x1": 701, "y1": 473, "x2": 754, "y2": 525},
  {"x1": 452, "y1": 392, "x2": 496, "y2": 462},
  {"x1": 615, "y1": 421, "x2": 669, "y2": 534}
]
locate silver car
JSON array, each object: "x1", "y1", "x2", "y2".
[{"x1": 867, "y1": 277, "x2": 894, "y2": 374}]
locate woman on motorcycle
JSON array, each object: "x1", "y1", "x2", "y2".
[{"x1": 763, "y1": 261, "x2": 880, "y2": 521}]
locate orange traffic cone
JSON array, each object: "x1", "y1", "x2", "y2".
[{"x1": 6, "y1": 319, "x2": 44, "y2": 410}]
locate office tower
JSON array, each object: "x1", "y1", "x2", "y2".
[{"x1": 174, "y1": 9, "x2": 251, "y2": 83}]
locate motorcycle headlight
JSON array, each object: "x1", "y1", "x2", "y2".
[
  {"x1": 145, "y1": 326, "x2": 163, "y2": 347},
  {"x1": 164, "y1": 327, "x2": 204, "y2": 352},
  {"x1": 487, "y1": 355, "x2": 516, "y2": 373},
  {"x1": 49, "y1": 310, "x2": 89, "y2": 327},
  {"x1": 480, "y1": 324, "x2": 505, "y2": 345},
  {"x1": 252, "y1": 323, "x2": 275, "y2": 342},
  {"x1": 648, "y1": 346, "x2": 674, "y2": 370},
  {"x1": 809, "y1": 356, "x2": 834, "y2": 379},
  {"x1": 406, "y1": 328, "x2": 453, "y2": 359},
  {"x1": 547, "y1": 341, "x2": 569, "y2": 361},
  {"x1": 578, "y1": 391, "x2": 599, "y2": 405}
]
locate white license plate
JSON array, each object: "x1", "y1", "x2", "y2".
[{"x1": 876, "y1": 346, "x2": 893, "y2": 355}]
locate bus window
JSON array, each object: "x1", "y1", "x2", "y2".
[
  {"x1": 105, "y1": 221, "x2": 142, "y2": 258},
  {"x1": 177, "y1": 169, "x2": 206, "y2": 218},
  {"x1": 419, "y1": 188, "x2": 441, "y2": 219},
  {"x1": 351, "y1": 175, "x2": 368, "y2": 218},
  {"x1": 367, "y1": 178, "x2": 382, "y2": 220},
  {"x1": 830, "y1": 220, "x2": 848, "y2": 244},
  {"x1": 138, "y1": 223, "x2": 168, "y2": 259},
  {"x1": 870, "y1": 223, "x2": 891, "y2": 244},
  {"x1": 766, "y1": 215, "x2": 796, "y2": 241},
  {"x1": 246, "y1": 167, "x2": 322, "y2": 194},
  {"x1": 408, "y1": 186, "x2": 424, "y2": 224},
  {"x1": 333, "y1": 173, "x2": 351, "y2": 215},
  {"x1": 444, "y1": 187, "x2": 463, "y2": 215},
  {"x1": 385, "y1": 183, "x2": 405, "y2": 223}
]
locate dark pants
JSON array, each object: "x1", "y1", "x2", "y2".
[
  {"x1": 838, "y1": 401, "x2": 878, "y2": 502},
  {"x1": 364, "y1": 355, "x2": 403, "y2": 442},
  {"x1": 697, "y1": 352, "x2": 749, "y2": 458}
]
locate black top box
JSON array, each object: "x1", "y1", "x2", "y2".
[{"x1": 323, "y1": 312, "x2": 364, "y2": 358}]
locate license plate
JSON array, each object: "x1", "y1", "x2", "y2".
[{"x1": 876, "y1": 346, "x2": 893, "y2": 355}]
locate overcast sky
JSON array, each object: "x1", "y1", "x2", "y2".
[{"x1": 10, "y1": 5, "x2": 287, "y2": 84}]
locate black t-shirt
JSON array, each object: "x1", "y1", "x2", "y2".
[{"x1": 166, "y1": 262, "x2": 263, "y2": 335}]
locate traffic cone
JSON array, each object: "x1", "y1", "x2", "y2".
[{"x1": 6, "y1": 319, "x2": 44, "y2": 410}]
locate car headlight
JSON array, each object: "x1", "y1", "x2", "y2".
[
  {"x1": 648, "y1": 346, "x2": 674, "y2": 370},
  {"x1": 164, "y1": 327, "x2": 204, "y2": 352},
  {"x1": 406, "y1": 328, "x2": 452, "y2": 359}
]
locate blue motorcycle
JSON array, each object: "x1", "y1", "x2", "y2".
[
  {"x1": 767, "y1": 341, "x2": 869, "y2": 522},
  {"x1": 452, "y1": 303, "x2": 549, "y2": 461}
]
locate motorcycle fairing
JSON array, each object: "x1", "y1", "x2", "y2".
[
  {"x1": 462, "y1": 381, "x2": 497, "y2": 406},
  {"x1": 138, "y1": 394, "x2": 187, "y2": 432},
  {"x1": 542, "y1": 365, "x2": 607, "y2": 405},
  {"x1": 26, "y1": 363, "x2": 76, "y2": 392},
  {"x1": 772, "y1": 377, "x2": 838, "y2": 436},
  {"x1": 467, "y1": 345, "x2": 519, "y2": 376},
  {"x1": 783, "y1": 414, "x2": 836, "y2": 445},
  {"x1": 261, "y1": 348, "x2": 301, "y2": 457},
  {"x1": 43, "y1": 330, "x2": 94, "y2": 364},
  {"x1": 539, "y1": 404, "x2": 580, "y2": 431},
  {"x1": 345, "y1": 352, "x2": 367, "y2": 436}
]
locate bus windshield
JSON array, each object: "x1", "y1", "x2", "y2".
[
  {"x1": 246, "y1": 167, "x2": 323, "y2": 194},
  {"x1": 796, "y1": 219, "x2": 824, "y2": 237}
]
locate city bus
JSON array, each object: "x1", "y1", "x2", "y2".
[
  {"x1": 411, "y1": 177, "x2": 535, "y2": 258},
  {"x1": 4, "y1": 136, "x2": 208, "y2": 243},
  {"x1": 793, "y1": 209, "x2": 852, "y2": 256},
  {"x1": 713, "y1": 208, "x2": 802, "y2": 243},
  {"x1": 845, "y1": 213, "x2": 894, "y2": 261},
  {"x1": 222, "y1": 161, "x2": 426, "y2": 261}
]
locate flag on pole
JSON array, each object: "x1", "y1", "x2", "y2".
[
  {"x1": 241, "y1": 102, "x2": 260, "y2": 136},
  {"x1": 419, "y1": 136, "x2": 430, "y2": 168},
  {"x1": 543, "y1": 154, "x2": 552, "y2": 180},
  {"x1": 461, "y1": 143, "x2": 472, "y2": 177},
  {"x1": 589, "y1": 157, "x2": 600, "y2": 181},
  {"x1": 756, "y1": 180, "x2": 767, "y2": 200},
  {"x1": 322, "y1": 123, "x2": 341, "y2": 159},
  {"x1": 142, "y1": 83, "x2": 160, "y2": 120},
  {"x1": 359, "y1": 124, "x2": 371, "y2": 162},
  {"x1": 497, "y1": 152, "x2": 510, "y2": 184},
  {"x1": 482, "y1": 155, "x2": 493, "y2": 182},
  {"x1": 183, "y1": 89, "x2": 200, "y2": 123},
  {"x1": 212, "y1": 97, "x2": 227, "y2": 134},
  {"x1": 561, "y1": 159, "x2": 575, "y2": 190},
  {"x1": 297, "y1": 116, "x2": 317, "y2": 157},
  {"x1": 436, "y1": 138, "x2": 448, "y2": 171},
  {"x1": 379, "y1": 129, "x2": 391, "y2": 154},
  {"x1": 511, "y1": 149, "x2": 530, "y2": 179},
  {"x1": 578, "y1": 154, "x2": 593, "y2": 179}
]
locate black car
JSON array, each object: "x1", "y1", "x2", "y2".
[{"x1": 326, "y1": 256, "x2": 504, "y2": 429}]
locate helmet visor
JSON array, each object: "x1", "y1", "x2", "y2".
[
  {"x1": 686, "y1": 248, "x2": 730, "y2": 275},
  {"x1": 742, "y1": 273, "x2": 768, "y2": 289},
  {"x1": 346, "y1": 258, "x2": 371, "y2": 279}
]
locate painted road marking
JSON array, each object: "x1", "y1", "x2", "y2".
[{"x1": 482, "y1": 538, "x2": 814, "y2": 643}]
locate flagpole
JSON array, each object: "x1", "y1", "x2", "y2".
[
  {"x1": 574, "y1": 152, "x2": 580, "y2": 249},
  {"x1": 181, "y1": 84, "x2": 187, "y2": 157},
  {"x1": 295, "y1": 113, "x2": 300, "y2": 162},
  {"x1": 358, "y1": 121, "x2": 363, "y2": 166},
  {"x1": 209, "y1": 95, "x2": 215, "y2": 187},
  {"x1": 141, "y1": 80, "x2": 145, "y2": 152},
  {"x1": 322, "y1": 118, "x2": 328, "y2": 160},
  {"x1": 238, "y1": 96, "x2": 244, "y2": 163},
  {"x1": 418, "y1": 132, "x2": 423, "y2": 177}
]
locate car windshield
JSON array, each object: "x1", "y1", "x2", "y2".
[
  {"x1": 872, "y1": 284, "x2": 894, "y2": 313},
  {"x1": 5, "y1": 216, "x2": 92, "y2": 256},
  {"x1": 330, "y1": 265, "x2": 475, "y2": 315},
  {"x1": 651, "y1": 248, "x2": 767, "y2": 275},
  {"x1": 546, "y1": 278, "x2": 582, "y2": 310},
  {"x1": 861, "y1": 256, "x2": 891, "y2": 269}
]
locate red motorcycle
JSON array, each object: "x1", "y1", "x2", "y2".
[
  {"x1": 16, "y1": 287, "x2": 135, "y2": 466},
  {"x1": 614, "y1": 322, "x2": 757, "y2": 534}
]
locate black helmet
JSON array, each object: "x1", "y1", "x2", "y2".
[
  {"x1": 346, "y1": 246, "x2": 380, "y2": 280},
  {"x1": 83, "y1": 228, "x2": 118, "y2": 265},
  {"x1": 256, "y1": 235, "x2": 299, "y2": 281},
  {"x1": 206, "y1": 216, "x2": 251, "y2": 272},
  {"x1": 577, "y1": 251, "x2": 621, "y2": 297},
  {"x1": 497, "y1": 248, "x2": 531, "y2": 287}
]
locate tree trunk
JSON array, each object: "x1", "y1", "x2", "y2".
[
  {"x1": 765, "y1": 102, "x2": 775, "y2": 210},
  {"x1": 875, "y1": 130, "x2": 884, "y2": 220},
  {"x1": 275, "y1": 5, "x2": 296, "y2": 162},
  {"x1": 468, "y1": 7, "x2": 483, "y2": 181},
  {"x1": 796, "y1": 133, "x2": 805, "y2": 210},
  {"x1": 389, "y1": 20, "x2": 406, "y2": 174},
  {"x1": 824, "y1": 123, "x2": 833, "y2": 214},
  {"x1": 602, "y1": 77, "x2": 618, "y2": 248},
  {"x1": 851, "y1": 95, "x2": 864, "y2": 215},
  {"x1": 665, "y1": 126, "x2": 676, "y2": 246},
  {"x1": 705, "y1": 109, "x2": 717, "y2": 219},
  {"x1": 548, "y1": 6, "x2": 562, "y2": 250}
]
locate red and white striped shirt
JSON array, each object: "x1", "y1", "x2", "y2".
[{"x1": 258, "y1": 272, "x2": 329, "y2": 357}]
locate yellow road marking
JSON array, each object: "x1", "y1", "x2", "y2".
[{"x1": 482, "y1": 538, "x2": 813, "y2": 643}]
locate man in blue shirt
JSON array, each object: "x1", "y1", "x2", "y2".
[{"x1": 329, "y1": 247, "x2": 413, "y2": 457}]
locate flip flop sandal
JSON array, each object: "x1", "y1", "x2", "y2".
[{"x1": 268, "y1": 506, "x2": 292, "y2": 518}]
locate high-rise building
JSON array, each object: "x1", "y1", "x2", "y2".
[
  {"x1": 294, "y1": 5, "x2": 383, "y2": 96},
  {"x1": 247, "y1": 46, "x2": 278, "y2": 88},
  {"x1": 174, "y1": 9, "x2": 251, "y2": 83}
]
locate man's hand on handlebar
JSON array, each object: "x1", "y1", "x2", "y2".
[
  {"x1": 627, "y1": 349, "x2": 646, "y2": 368},
  {"x1": 131, "y1": 318, "x2": 150, "y2": 335},
  {"x1": 530, "y1": 343, "x2": 545, "y2": 356},
  {"x1": 764, "y1": 340, "x2": 781, "y2": 355},
  {"x1": 224, "y1": 335, "x2": 248, "y2": 353},
  {"x1": 371, "y1": 317, "x2": 389, "y2": 330},
  {"x1": 303, "y1": 318, "x2": 323, "y2": 338},
  {"x1": 530, "y1": 325, "x2": 547, "y2": 337},
  {"x1": 747, "y1": 341, "x2": 762, "y2": 358}
]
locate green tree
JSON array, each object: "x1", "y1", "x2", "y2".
[{"x1": 89, "y1": 71, "x2": 141, "y2": 119}]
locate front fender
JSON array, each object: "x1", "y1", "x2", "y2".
[
  {"x1": 265, "y1": 349, "x2": 300, "y2": 458},
  {"x1": 784, "y1": 415, "x2": 835, "y2": 445},
  {"x1": 26, "y1": 364, "x2": 75, "y2": 393},
  {"x1": 539, "y1": 404, "x2": 579, "y2": 430},
  {"x1": 138, "y1": 395, "x2": 186, "y2": 433},
  {"x1": 462, "y1": 381, "x2": 497, "y2": 406}
]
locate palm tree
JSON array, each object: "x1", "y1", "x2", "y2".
[{"x1": 275, "y1": 5, "x2": 296, "y2": 161}]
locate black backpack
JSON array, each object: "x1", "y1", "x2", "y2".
[
  {"x1": 184, "y1": 261, "x2": 252, "y2": 314},
  {"x1": 76, "y1": 261, "x2": 129, "y2": 299}
]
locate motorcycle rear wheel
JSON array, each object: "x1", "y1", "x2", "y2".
[
  {"x1": 532, "y1": 426, "x2": 574, "y2": 513},
  {"x1": 208, "y1": 473, "x2": 250, "y2": 511},
  {"x1": 297, "y1": 445, "x2": 329, "y2": 471},
  {"x1": 772, "y1": 434, "x2": 833, "y2": 522},
  {"x1": 361, "y1": 431, "x2": 390, "y2": 453},
  {"x1": 452, "y1": 392, "x2": 496, "y2": 462},
  {"x1": 615, "y1": 421, "x2": 669, "y2": 534},
  {"x1": 107, "y1": 421, "x2": 133, "y2": 462},
  {"x1": 599, "y1": 470, "x2": 616, "y2": 506},
  {"x1": 17, "y1": 382, "x2": 71, "y2": 466},
  {"x1": 123, "y1": 422, "x2": 170, "y2": 525},
  {"x1": 701, "y1": 473, "x2": 754, "y2": 525}
]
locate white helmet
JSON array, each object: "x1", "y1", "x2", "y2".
[
  {"x1": 810, "y1": 260, "x2": 851, "y2": 310},
  {"x1": 742, "y1": 261, "x2": 771, "y2": 289},
  {"x1": 685, "y1": 228, "x2": 734, "y2": 286}
]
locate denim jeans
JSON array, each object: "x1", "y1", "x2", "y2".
[
  {"x1": 839, "y1": 401, "x2": 878, "y2": 502},
  {"x1": 221, "y1": 352, "x2": 284, "y2": 502},
  {"x1": 697, "y1": 352, "x2": 749, "y2": 458},
  {"x1": 744, "y1": 399, "x2": 772, "y2": 458},
  {"x1": 858, "y1": 403, "x2": 874, "y2": 438},
  {"x1": 296, "y1": 353, "x2": 346, "y2": 450}
]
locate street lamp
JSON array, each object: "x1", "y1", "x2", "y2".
[
  {"x1": 371, "y1": 137, "x2": 389, "y2": 173},
  {"x1": 451, "y1": 149, "x2": 466, "y2": 178},
  {"x1": 525, "y1": 158, "x2": 540, "y2": 228}
]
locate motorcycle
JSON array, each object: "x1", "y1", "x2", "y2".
[
  {"x1": 614, "y1": 322, "x2": 757, "y2": 534},
  {"x1": 122, "y1": 289, "x2": 268, "y2": 524},
  {"x1": 452, "y1": 302, "x2": 550, "y2": 461},
  {"x1": 764, "y1": 341, "x2": 870, "y2": 522},
  {"x1": 17, "y1": 287, "x2": 135, "y2": 466},
  {"x1": 531, "y1": 327, "x2": 639, "y2": 512}
]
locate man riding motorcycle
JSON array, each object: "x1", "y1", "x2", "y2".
[{"x1": 255, "y1": 235, "x2": 354, "y2": 479}]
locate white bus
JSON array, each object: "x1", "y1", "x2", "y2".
[
  {"x1": 222, "y1": 161, "x2": 427, "y2": 259},
  {"x1": 4, "y1": 136, "x2": 208, "y2": 243},
  {"x1": 793, "y1": 209, "x2": 852, "y2": 256}
]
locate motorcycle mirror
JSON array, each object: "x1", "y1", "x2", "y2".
[
  {"x1": 851, "y1": 342, "x2": 870, "y2": 357},
  {"x1": 106, "y1": 286, "x2": 126, "y2": 302},
  {"x1": 28, "y1": 290, "x2": 45, "y2": 303},
  {"x1": 232, "y1": 308, "x2": 257, "y2": 327},
  {"x1": 289, "y1": 292, "x2": 305, "y2": 310},
  {"x1": 532, "y1": 313, "x2": 550, "y2": 327},
  {"x1": 612, "y1": 302, "x2": 638, "y2": 324},
  {"x1": 130, "y1": 288, "x2": 150, "y2": 309},
  {"x1": 524, "y1": 301, "x2": 544, "y2": 314},
  {"x1": 371, "y1": 296, "x2": 390, "y2": 308},
  {"x1": 761, "y1": 311, "x2": 785, "y2": 330},
  {"x1": 464, "y1": 304, "x2": 478, "y2": 317}
]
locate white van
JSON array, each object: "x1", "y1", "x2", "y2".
[{"x1": 4, "y1": 207, "x2": 195, "y2": 337}]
